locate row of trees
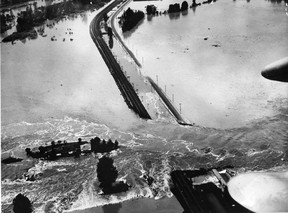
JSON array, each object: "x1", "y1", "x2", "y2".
[
  {"x1": 1, "y1": 0, "x2": 31, "y2": 7},
  {"x1": 25, "y1": 138, "x2": 83, "y2": 160},
  {"x1": 25, "y1": 136, "x2": 120, "y2": 160},
  {"x1": 145, "y1": 0, "x2": 199, "y2": 17},
  {"x1": 146, "y1": 5, "x2": 158, "y2": 15},
  {"x1": 90, "y1": 137, "x2": 119, "y2": 153},
  {"x1": 168, "y1": 1, "x2": 189, "y2": 13},
  {"x1": 3, "y1": 0, "x2": 109, "y2": 33}
]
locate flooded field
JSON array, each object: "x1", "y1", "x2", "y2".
[
  {"x1": 117, "y1": 0, "x2": 288, "y2": 128},
  {"x1": 1, "y1": 9, "x2": 140, "y2": 129}
]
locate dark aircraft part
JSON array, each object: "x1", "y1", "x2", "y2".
[
  {"x1": 170, "y1": 169, "x2": 253, "y2": 213},
  {"x1": 261, "y1": 57, "x2": 288, "y2": 82}
]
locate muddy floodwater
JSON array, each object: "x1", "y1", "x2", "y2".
[
  {"x1": 1, "y1": 9, "x2": 140, "y2": 129},
  {"x1": 117, "y1": 0, "x2": 288, "y2": 128},
  {"x1": 1, "y1": 0, "x2": 288, "y2": 212}
]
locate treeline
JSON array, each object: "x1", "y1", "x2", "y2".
[
  {"x1": 1, "y1": 0, "x2": 31, "y2": 8},
  {"x1": 24, "y1": 137, "x2": 120, "y2": 161},
  {"x1": 16, "y1": 5, "x2": 44, "y2": 32},
  {"x1": 1, "y1": 0, "x2": 110, "y2": 34},
  {"x1": 90, "y1": 137, "x2": 119, "y2": 153},
  {"x1": 0, "y1": 12, "x2": 14, "y2": 33},
  {"x1": 168, "y1": 1, "x2": 188, "y2": 13},
  {"x1": 119, "y1": 7, "x2": 144, "y2": 32},
  {"x1": 25, "y1": 139, "x2": 84, "y2": 160},
  {"x1": 145, "y1": 0, "x2": 202, "y2": 17}
]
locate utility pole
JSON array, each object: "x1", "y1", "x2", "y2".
[
  {"x1": 156, "y1": 75, "x2": 158, "y2": 85},
  {"x1": 179, "y1": 103, "x2": 182, "y2": 114},
  {"x1": 172, "y1": 94, "x2": 174, "y2": 103}
]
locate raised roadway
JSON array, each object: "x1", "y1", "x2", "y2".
[
  {"x1": 147, "y1": 77, "x2": 192, "y2": 126},
  {"x1": 89, "y1": 0, "x2": 151, "y2": 120},
  {"x1": 109, "y1": 0, "x2": 142, "y2": 68}
]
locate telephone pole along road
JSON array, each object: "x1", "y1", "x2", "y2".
[
  {"x1": 109, "y1": 0, "x2": 142, "y2": 68},
  {"x1": 89, "y1": 0, "x2": 151, "y2": 120},
  {"x1": 147, "y1": 77, "x2": 193, "y2": 126}
]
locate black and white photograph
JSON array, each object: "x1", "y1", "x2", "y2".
[{"x1": 1, "y1": 0, "x2": 288, "y2": 212}]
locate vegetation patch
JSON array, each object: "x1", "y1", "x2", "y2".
[
  {"x1": 97, "y1": 156, "x2": 130, "y2": 194},
  {"x1": 1, "y1": 0, "x2": 110, "y2": 42},
  {"x1": 119, "y1": 7, "x2": 144, "y2": 32},
  {"x1": 168, "y1": 1, "x2": 188, "y2": 13},
  {"x1": 2, "y1": 29, "x2": 37, "y2": 42}
]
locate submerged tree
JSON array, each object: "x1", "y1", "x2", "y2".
[
  {"x1": 120, "y1": 7, "x2": 144, "y2": 32},
  {"x1": 12, "y1": 193, "x2": 33, "y2": 213},
  {"x1": 96, "y1": 156, "x2": 130, "y2": 194},
  {"x1": 168, "y1": 3, "x2": 181, "y2": 13},
  {"x1": 97, "y1": 156, "x2": 118, "y2": 189},
  {"x1": 181, "y1": 1, "x2": 188, "y2": 11},
  {"x1": 90, "y1": 137, "x2": 119, "y2": 153},
  {"x1": 146, "y1": 5, "x2": 158, "y2": 15}
]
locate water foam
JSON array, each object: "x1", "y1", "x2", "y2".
[
  {"x1": 25, "y1": 159, "x2": 77, "y2": 179},
  {"x1": 67, "y1": 178, "x2": 155, "y2": 212}
]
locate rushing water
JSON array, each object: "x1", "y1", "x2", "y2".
[{"x1": 1, "y1": 0, "x2": 288, "y2": 212}]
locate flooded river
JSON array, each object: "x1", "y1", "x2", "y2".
[
  {"x1": 1, "y1": 0, "x2": 288, "y2": 212},
  {"x1": 117, "y1": 0, "x2": 288, "y2": 128}
]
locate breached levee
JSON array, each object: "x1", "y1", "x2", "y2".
[
  {"x1": 146, "y1": 77, "x2": 193, "y2": 126},
  {"x1": 89, "y1": 0, "x2": 151, "y2": 120}
]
